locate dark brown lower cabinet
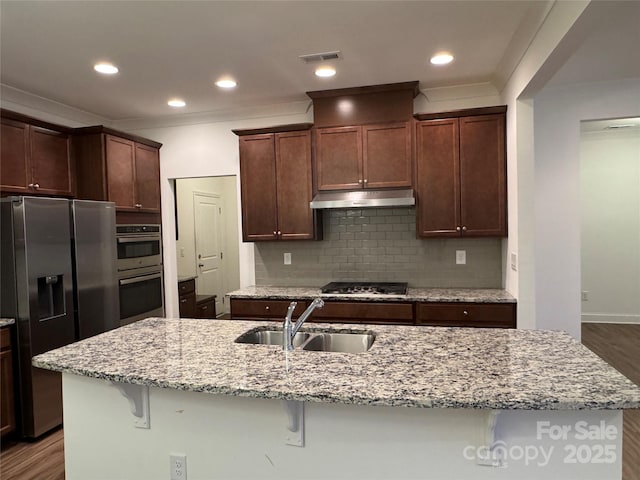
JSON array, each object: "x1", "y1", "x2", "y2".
[
  {"x1": 1, "y1": 327, "x2": 16, "y2": 437},
  {"x1": 178, "y1": 279, "x2": 197, "y2": 318},
  {"x1": 311, "y1": 301, "x2": 414, "y2": 325},
  {"x1": 416, "y1": 302, "x2": 516, "y2": 328},
  {"x1": 196, "y1": 295, "x2": 217, "y2": 319},
  {"x1": 229, "y1": 297, "x2": 516, "y2": 328},
  {"x1": 230, "y1": 299, "x2": 308, "y2": 320}
]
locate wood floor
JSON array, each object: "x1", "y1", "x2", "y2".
[{"x1": 0, "y1": 323, "x2": 638, "y2": 480}]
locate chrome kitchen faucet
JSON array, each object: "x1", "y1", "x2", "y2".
[{"x1": 283, "y1": 298, "x2": 324, "y2": 351}]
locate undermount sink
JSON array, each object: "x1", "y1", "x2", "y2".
[
  {"x1": 235, "y1": 329, "x2": 311, "y2": 348},
  {"x1": 301, "y1": 332, "x2": 375, "y2": 353},
  {"x1": 234, "y1": 328, "x2": 375, "y2": 353}
]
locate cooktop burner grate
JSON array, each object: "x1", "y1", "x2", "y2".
[{"x1": 320, "y1": 282, "x2": 408, "y2": 295}]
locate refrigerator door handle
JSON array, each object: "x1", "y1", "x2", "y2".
[{"x1": 119, "y1": 273, "x2": 162, "y2": 286}]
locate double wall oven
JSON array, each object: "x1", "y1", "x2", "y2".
[{"x1": 116, "y1": 225, "x2": 164, "y2": 325}]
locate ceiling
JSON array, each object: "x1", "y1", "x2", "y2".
[{"x1": 0, "y1": 1, "x2": 638, "y2": 124}]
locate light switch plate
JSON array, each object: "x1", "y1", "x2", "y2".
[
  {"x1": 456, "y1": 250, "x2": 466, "y2": 265},
  {"x1": 284, "y1": 252, "x2": 292, "y2": 265}
]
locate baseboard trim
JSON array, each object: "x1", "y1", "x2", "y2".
[{"x1": 582, "y1": 313, "x2": 640, "y2": 325}]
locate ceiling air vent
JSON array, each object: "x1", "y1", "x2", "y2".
[{"x1": 299, "y1": 51, "x2": 342, "y2": 64}]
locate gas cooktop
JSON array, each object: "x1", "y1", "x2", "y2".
[{"x1": 320, "y1": 282, "x2": 408, "y2": 295}]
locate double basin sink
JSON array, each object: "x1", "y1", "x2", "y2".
[{"x1": 235, "y1": 327, "x2": 376, "y2": 353}]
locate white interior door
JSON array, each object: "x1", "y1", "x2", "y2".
[{"x1": 194, "y1": 192, "x2": 223, "y2": 315}]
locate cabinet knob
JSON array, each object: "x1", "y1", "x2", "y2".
[
  {"x1": 265, "y1": 306, "x2": 270, "y2": 311},
  {"x1": 28, "y1": 183, "x2": 34, "y2": 188},
  {"x1": 32, "y1": 183, "x2": 40, "y2": 189},
  {"x1": 358, "y1": 179, "x2": 363, "y2": 184},
  {"x1": 277, "y1": 231, "x2": 281, "y2": 235},
  {"x1": 462, "y1": 226, "x2": 467, "y2": 232},
  {"x1": 456, "y1": 226, "x2": 461, "y2": 232},
  {"x1": 135, "y1": 203, "x2": 142, "y2": 209},
  {"x1": 463, "y1": 310, "x2": 469, "y2": 316},
  {"x1": 363, "y1": 179, "x2": 368, "y2": 184},
  {"x1": 180, "y1": 299, "x2": 187, "y2": 304},
  {"x1": 273, "y1": 231, "x2": 277, "y2": 235}
]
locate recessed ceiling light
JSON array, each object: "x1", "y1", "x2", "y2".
[
  {"x1": 215, "y1": 78, "x2": 237, "y2": 89},
  {"x1": 315, "y1": 66, "x2": 336, "y2": 78},
  {"x1": 94, "y1": 62, "x2": 119, "y2": 74},
  {"x1": 167, "y1": 99, "x2": 186, "y2": 108},
  {"x1": 430, "y1": 53, "x2": 454, "y2": 66}
]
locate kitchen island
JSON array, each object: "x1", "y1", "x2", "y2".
[{"x1": 34, "y1": 318, "x2": 640, "y2": 479}]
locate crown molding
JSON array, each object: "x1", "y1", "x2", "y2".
[{"x1": 0, "y1": 84, "x2": 111, "y2": 127}]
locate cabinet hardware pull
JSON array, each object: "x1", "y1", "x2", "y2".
[
  {"x1": 363, "y1": 179, "x2": 368, "y2": 183},
  {"x1": 180, "y1": 299, "x2": 187, "y2": 303},
  {"x1": 456, "y1": 226, "x2": 461, "y2": 232},
  {"x1": 135, "y1": 203, "x2": 142, "y2": 208},
  {"x1": 28, "y1": 183, "x2": 34, "y2": 188},
  {"x1": 463, "y1": 310, "x2": 469, "y2": 315},
  {"x1": 462, "y1": 226, "x2": 467, "y2": 232},
  {"x1": 202, "y1": 306, "x2": 207, "y2": 310},
  {"x1": 265, "y1": 306, "x2": 270, "y2": 310},
  {"x1": 358, "y1": 179, "x2": 362, "y2": 184},
  {"x1": 33, "y1": 183, "x2": 40, "y2": 189},
  {"x1": 198, "y1": 263, "x2": 204, "y2": 268},
  {"x1": 273, "y1": 231, "x2": 277, "y2": 235},
  {"x1": 277, "y1": 231, "x2": 281, "y2": 235}
]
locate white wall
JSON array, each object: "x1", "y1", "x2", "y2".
[
  {"x1": 499, "y1": 0, "x2": 590, "y2": 331},
  {"x1": 533, "y1": 78, "x2": 640, "y2": 338},
  {"x1": 580, "y1": 128, "x2": 640, "y2": 324}
]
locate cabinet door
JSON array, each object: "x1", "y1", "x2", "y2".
[
  {"x1": 363, "y1": 122, "x2": 412, "y2": 189},
  {"x1": 314, "y1": 126, "x2": 362, "y2": 191},
  {"x1": 239, "y1": 134, "x2": 278, "y2": 241},
  {"x1": 415, "y1": 119, "x2": 460, "y2": 237},
  {"x1": 0, "y1": 118, "x2": 30, "y2": 193},
  {"x1": 134, "y1": 144, "x2": 161, "y2": 212},
  {"x1": 179, "y1": 292, "x2": 197, "y2": 318},
  {"x1": 105, "y1": 135, "x2": 136, "y2": 210},
  {"x1": 275, "y1": 131, "x2": 315, "y2": 240},
  {"x1": 30, "y1": 126, "x2": 73, "y2": 196},
  {"x1": 459, "y1": 114, "x2": 507, "y2": 236},
  {"x1": 0, "y1": 329, "x2": 15, "y2": 437}
]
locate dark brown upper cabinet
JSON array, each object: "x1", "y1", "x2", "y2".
[
  {"x1": 415, "y1": 108, "x2": 507, "y2": 237},
  {"x1": 314, "y1": 121, "x2": 412, "y2": 191},
  {"x1": 235, "y1": 125, "x2": 321, "y2": 242},
  {"x1": 307, "y1": 82, "x2": 418, "y2": 193},
  {"x1": 1, "y1": 113, "x2": 74, "y2": 197},
  {"x1": 74, "y1": 127, "x2": 162, "y2": 214}
]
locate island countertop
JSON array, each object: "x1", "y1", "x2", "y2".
[
  {"x1": 226, "y1": 286, "x2": 516, "y2": 303},
  {"x1": 33, "y1": 318, "x2": 640, "y2": 410}
]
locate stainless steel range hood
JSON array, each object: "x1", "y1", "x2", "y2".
[{"x1": 310, "y1": 189, "x2": 415, "y2": 209}]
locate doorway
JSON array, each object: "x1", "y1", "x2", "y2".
[
  {"x1": 580, "y1": 117, "x2": 640, "y2": 325},
  {"x1": 174, "y1": 176, "x2": 240, "y2": 315}
]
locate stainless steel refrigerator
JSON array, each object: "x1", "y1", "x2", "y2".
[{"x1": 1, "y1": 196, "x2": 119, "y2": 438}]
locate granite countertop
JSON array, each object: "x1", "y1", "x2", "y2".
[
  {"x1": 226, "y1": 286, "x2": 516, "y2": 303},
  {"x1": 33, "y1": 317, "x2": 640, "y2": 410},
  {"x1": 0, "y1": 318, "x2": 15, "y2": 327}
]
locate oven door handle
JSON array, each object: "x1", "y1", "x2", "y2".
[
  {"x1": 117, "y1": 236, "x2": 160, "y2": 244},
  {"x1": 119, "y1": 273, "x2": 162, "y2": 285}
]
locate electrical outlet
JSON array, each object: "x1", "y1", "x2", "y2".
[
  {"x1": 581, "y1": 291, "x2": 589, "y2": 302},
  {"x1": 284, "y1": 252, "x2": 292, "y2": 265},
  {"x1": 170, "y1": 454, "x2": 187, "y2": 480},
  {"x1": 456, "y1": 250, "x2": 466, "y2": 265}
]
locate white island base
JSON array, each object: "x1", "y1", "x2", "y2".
[{"x1": 63, "y1": 374, "x2": 623, "y2": 480}]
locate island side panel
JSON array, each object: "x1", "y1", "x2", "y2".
[{"x1": 62, "y1": 374, "x2": 623, "y2": 480}]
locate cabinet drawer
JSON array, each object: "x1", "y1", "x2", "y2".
[
  {"x1": 0, "y1": 328, "x2": 10, "y2": 351},
  {"x1": 416, "y1": 303, "x2": 515, "y2": 328},
  {"x1": 230, "y1": 299, "x2": 308, "y2": 319},
  {"x1": 313, "y1": 301, "x2": 414, "y2": 324},
  {"x1": 178, "y1": 279, "x2": 196, "y2": 295},
  {"x1": 196, "y1": 296, "x2": 217, "y2": 319}
]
